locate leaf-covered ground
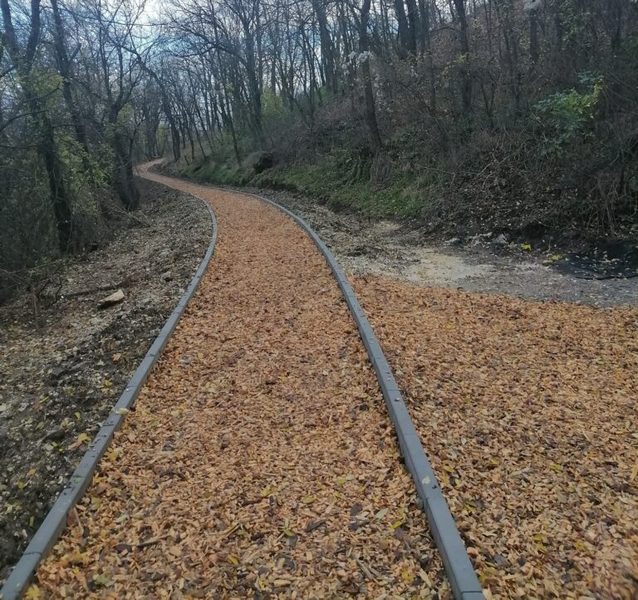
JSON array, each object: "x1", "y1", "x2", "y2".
[
  {"x1": 0, "y1": 180, "x2": 210, "y2": 583},
  {"x1": 32, "y1": 174, "x2": 445, "y2": 598},
  {"x1": 354, "y1": 278, "x2": 638, "y2": 599}
]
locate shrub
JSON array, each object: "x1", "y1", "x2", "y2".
[{"x1": 533, "y1": 73, "x2": 603, "y2": 157}]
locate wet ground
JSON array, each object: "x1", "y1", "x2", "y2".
[{"x1": 553, "y1": 239, "x2": 638, "y2": 280}]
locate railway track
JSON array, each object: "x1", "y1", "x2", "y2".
[{"x1": 1, "y1": 165, "x2": 482, "y2": 599}]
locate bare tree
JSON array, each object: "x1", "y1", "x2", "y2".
[{"x1": 1, "y1": 0, "x2": 73, "y2": 250}]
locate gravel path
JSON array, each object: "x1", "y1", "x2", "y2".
[{"x1": 33, "y1": 172, "x2": 446, "y2": 597}]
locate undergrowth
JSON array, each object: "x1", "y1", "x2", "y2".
[{"x1": 169, "y1": 71, "x2": 638, "y2": 243}]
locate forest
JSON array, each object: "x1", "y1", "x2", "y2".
[
  {"x1": 2, "y1": 2, "x2": 638, "y2": 598},
  {"x1": 1, "y1": 0, "x2": 637, "y2": 298}
]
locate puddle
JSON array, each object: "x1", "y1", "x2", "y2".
[{"x1": 553, "y1": 240, "x2": 638, "y2": 280}]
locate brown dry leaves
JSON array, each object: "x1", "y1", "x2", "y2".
[
  {"x1": 0, "y1": 180, "x2": 211, "y2": 582},
  {"x1": 34, "y1": 178, "x2": 446, "y2": 598},
  {"x1": 354, "y1": 277, "x2": 638, "y2": 599}
]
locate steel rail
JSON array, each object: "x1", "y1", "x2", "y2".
[
  {"x1": 0, "y1": 202, "x2": 218, "y2": 600},
  {"x1": 244, "y1": 190, "x2": 485, "y2": 600},
  {"x1": 2, "y1": 175, "x2": 484, "y2": 599}
]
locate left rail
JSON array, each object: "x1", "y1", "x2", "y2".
[{"x1": 0, "y1": 196, "x2": 218, "y2": 600}]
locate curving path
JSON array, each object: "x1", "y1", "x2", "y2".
[{"x1": 31, "y1": 167, "x2": 448, "y2": 597}]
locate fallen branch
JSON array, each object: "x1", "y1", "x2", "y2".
[{"x1": 136, "y1": 535, "x2": 168, "y2": 549}]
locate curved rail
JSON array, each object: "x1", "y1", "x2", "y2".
[
  {"x1": 244, "y1": 190, "x2": 485, "y2": 600},
  {"x1": 2, "y1": 177, "x2": 483, "y2": 600},
  {"x1": 0, "y1": 203, "x2": 218, "y2": 600}
]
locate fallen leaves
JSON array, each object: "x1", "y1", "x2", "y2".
[
  {"x1": 355, "y1": 277, "x2": 638, "y2": 599},
  {"x1": 35, "y1": 183, "x2": 448, "y2": 598},
  {"x1": 67, "y1": 432, "x2": 90, "y2": 451},
  {"x1": 0, "y1": 179, "x2": 212, "y2": 582},
  {"x1": 91, "y1": 573, "x2": 111, "y2": 588},
  {"x1": 24, "y1": 585, "x2": 43, "y2": 599}
]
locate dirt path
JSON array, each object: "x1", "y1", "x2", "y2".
[{"x1": 32, "y1": 170, "x2": 445, "y2": 597}]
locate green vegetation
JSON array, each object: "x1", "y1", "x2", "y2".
[
  {"x1": 534, "y1": 73, "x2": 604, "y2": 158},
  {"x1": 184, "y1": 150, "x2": 429, "y2": 219}
]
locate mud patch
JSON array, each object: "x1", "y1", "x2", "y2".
[
  {"x1": 553, "y1": 240, "x2": 638, "y2": 280},
  {"x1": 236, "y1": 187, "x2": 637, "y2": 307}
]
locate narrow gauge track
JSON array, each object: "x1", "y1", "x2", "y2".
[{"x1": 2, "y1": 166, "x2": 482, "y2": 599}]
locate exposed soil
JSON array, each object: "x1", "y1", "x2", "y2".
[
  {"x1": 33, "y1": 172, "x2": 446, "y2": 598},
  {"x1": 355, "y1": 278, "x2": 638, "y2": 599},
  {"x1": 0, "y1": 179, "x2": 211, "y2": 584},
  {"x1": 236, "y1": 187, "x2": 638, "y2": 308}
]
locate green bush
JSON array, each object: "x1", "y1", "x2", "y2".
[{"x1": 533, "y1": 73, "x2": 603, "y2": 157}]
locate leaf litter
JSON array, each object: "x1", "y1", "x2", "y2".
[
  {"x1": 34, "y1": 175, "x2": 447, "y2": 598},
  {"x1": 354, "y1": 277, "x2": 638, "y2": 599},
  {"x1": 0, "y1": 180, "x2": 210, "y2": 583}
]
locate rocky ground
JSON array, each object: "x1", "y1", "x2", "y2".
[{"x1": 0, "y1": 179, "x2": 211, "y2": 583}]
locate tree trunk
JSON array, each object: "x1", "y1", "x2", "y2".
[
  {"x1": 452, "y1": 0, "x2": 472, "y2": 116},
  {"x1": 110, "y1": 108, "x2": 139, "y2": 210},
  {"x1": 243, "y1": 24, "x2": 264, "y2": 146},
  {"x1": 313, "y1": 0, "x2": 336, "y2": 92},
  {"x1": 393, "y1": 0, "x2": 412, "y2": 57},
  {"x1": 50, "y1": 0, "x2": 89, "y2": 158},
  {"x1": 40, "y1": 112, "x2": 73, "y2": 250},
  {"x1": 529, "y1": 7, "x2": 539, "y2": 67},
  {"x1": 360, "y1": 0, "x2": 383, "y2": 152},
  {"x1": 405, "y1": 0, "x2": 420, "y2": 54},
  {"x1": 454, "y1": 0, "x2": 472, "y2": 109},
  {"x1": 420, "y1": 0, "x2": 437, "y2": 113},
  {"x1": 1, "y1": 0, "x2": 73, "y2": 251}
]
